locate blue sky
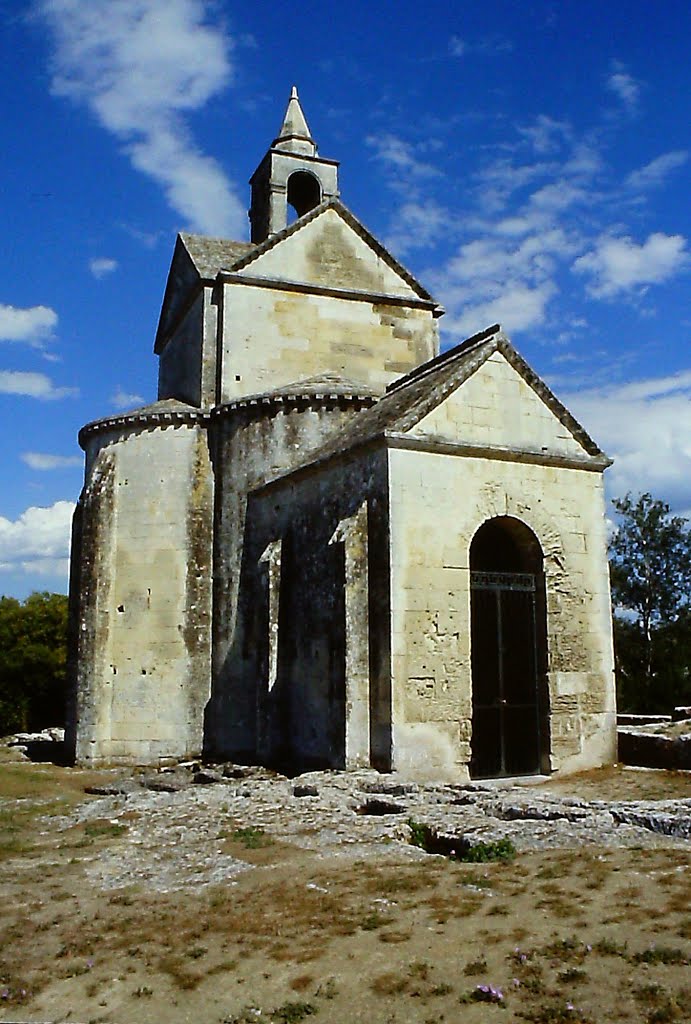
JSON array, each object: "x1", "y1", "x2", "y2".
[{"x1": 1, "y1": 0, "x2": 689, "y2": 598}]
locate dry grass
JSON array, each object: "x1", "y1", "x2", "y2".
[{"x1": 0, "y1": 753, "x2": 690, "y2": 1024}]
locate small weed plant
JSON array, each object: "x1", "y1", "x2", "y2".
[
  {"x1": 407, "y1": 820, "x2": 515, "y2": 862},
  {"x1": 227, "y1": 827, "x2": 273, "y2": 849}
]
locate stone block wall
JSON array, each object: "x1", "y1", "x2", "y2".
[
  {"x1": 67, "y1": 420, "x2": 213, "y2": 765},
  {"x1": 387, "y1": 446, "x2": 616, "y2": 780},
  {"x1": 212, "y1": 448, "x2": 390, "y2": 771},
  {"x1": 220, "y1": 283, "x2": 437, "y2": 402}
]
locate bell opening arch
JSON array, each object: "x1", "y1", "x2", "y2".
[{"x1": 287, "y1": 170, "x2": 322, "y2": 220}]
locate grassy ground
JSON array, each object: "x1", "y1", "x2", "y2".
[{"x1": 0, "y1": 752, "x2": 689, "y2": 1024}]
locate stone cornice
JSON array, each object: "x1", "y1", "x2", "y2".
[
  {"x1": 217, "y1": 270, "x2": 444, "y2": 314},
  {"x1": 211, "y1": 388, "x2": 377, "y2": 421},
  {"x1": 383, "y1": 431, "x2": 613, "y2": 472},
  {"x1": 78, "y1": 406, "x2": 209, "y2": 449},
  {"x1": 218, "y1": 272, "x2": 444, "y2": 315}
]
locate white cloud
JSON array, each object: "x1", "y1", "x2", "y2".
[
  {"x1": 366, "y1": 133, "x2": 441, "y2": 181},
  {"x1": 383, "y1": 199, "x2": 449, "y2": 255},
  {"x1": 573, "y1": 232, "x2": 688, "y2": 297},
  {"x1": 446, "y1": 282, "x2": 556, "y2": 338},
  {"x1": 0, "y1": 303, "x2": 58, "y2": 346},
  {"x1": 516, "y1": 115, "x2": 571, "y2": 155},
  {"x1": 606, "y1": 64, "x2": 641, "y2": 112},
  {"x1": 36, "y1": 0, "x2": 245, "y2": 236},
  {"x1": 0, "y1": 500, "x2": 75, "y2": 578},
  {"x1": 0, "y1": 370, "x2": 78, "y2": 400},
  {"x1": 112, "y1": 388, "x2": 145, "y2": 409},
  {"x1": 565, "y1": 371, "x2": 691, "y2": 513},
  {"x1": 625, "y1": 150, "x2": 688, "y2": 191},
  {"x1": 434, "y1": 226, "x2": 576, "y2": 338},
  {"x1": 22, "y1": 452, "x2": 82, "y2": 470},
  {"x1": 89, "y1": 257, "x2": 119, "y2": 279},
  {"x1": 449, "y1": 34, "x2": 512, "y2": 57}
]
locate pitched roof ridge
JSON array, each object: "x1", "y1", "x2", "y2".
[
  {"x1": 227, "y1": 198, "x2": 336, "y2": 272},
  {"x1": 226, "y1": 199, "x2": 439, "y2": 303},
  {"x1": 494, "y1": 339, "x2": 605, "y2": 457},
  {"x1": 268, "y1": 329, "x2": 608, "y2": 476},
  {"x1": 180, "y1": 230, "x2": 253, "y2": 249},
  {"x1": 386, "y1": 324, "x2": 502, "y2": 394}
]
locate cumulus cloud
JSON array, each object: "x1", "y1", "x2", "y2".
[
  {"x1": 573, "y1": 232, "x2": 688, "y2": 297},
  {"x1": 565, "y1": 371, "x2": 691, "y2": 513},
  {"x1": 625, "y1": 150, "x2": 688, "y2": 191},
  {"x1": 111, "y1": 388, "x2": 145, "y2": 409},
  {"x1": 0, "y1": 500, "x2": 75, "y2": 578},
  {"x1": 22, "y1": 452, "x2": 82, "y2": 470},
  {"x1": 445, "y1": 282, "x2": 557, "y2": 337},
  {"x1": 0, "y1": 370, "x2": 78, "y2": 400},
  {"x1": 36, "y1": 0, "x2": 245, "y2": 236},
  {"x1": 89, "y1": 257, "x2": 119, "y2": 279},
  {"x1": 433, "y1": 221, "x2": 578, "y2": 337},
  {"x1": 0, "y1": 303, "x2": 58, "y2": 346}
]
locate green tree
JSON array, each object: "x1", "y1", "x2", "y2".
[
  {"x1": 0, "y1": 591, "x2": 69, "y2": 735},
  {"x1": 609, "y1": 493, "x2": 691, "y2": 712}
]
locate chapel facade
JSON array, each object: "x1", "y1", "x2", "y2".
[{"x1": 66, "y1": 89, "x2": 617, "y2": 780}]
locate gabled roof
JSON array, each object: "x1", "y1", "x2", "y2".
[
  {"x1": 226, "y1": 198, "x2": 440, "y2": 305},
  {"x1": 179, "y1": 233, "x2": 254, "y2": 278},
  {"x1": 275, "y1": 325, "x2": 608, "y2": 477},
  {"x1": 154, "y1": 233, "x2": 256, "y2": 353},
  {"x1": 154, "y1": 198, "x2": 441, "y2": 353}
]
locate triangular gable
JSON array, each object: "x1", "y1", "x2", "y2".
[
  {"x1": 277, "y1": 327, "x2": 608, "y2": 480},
  {"x1": 229, "y1": 199, "x2": 438, "y2": 304},
  {"x1": 154, "y1": 234, "x2": 255, "y2": 353},
  {"x1": 408, "y1": 348, "x2": 597, "y2": 460},
  {"x1": 154, "y1": 236, "x2": 201, "y2": 353}
]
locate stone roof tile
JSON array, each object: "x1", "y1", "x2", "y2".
[{"x1": 179, "y1": 233, "x2": 255, "y2": 278}]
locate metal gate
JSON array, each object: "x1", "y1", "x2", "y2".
[{"x1": 470, "y1": 571, "x2": 542, "y2": 778}]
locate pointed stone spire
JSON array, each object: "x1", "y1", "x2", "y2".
[
  {"x1": 249, "y1": 87, "x2": 339, "y2": 243},
  {"x1": 273, "y1": 85, "x2": 317, "y2": 156}
]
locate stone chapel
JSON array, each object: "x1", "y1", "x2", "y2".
[{"x1": 66, "y1": 89, "x2": 617, "y2": 780}]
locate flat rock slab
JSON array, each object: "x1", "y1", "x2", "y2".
[{"x1": 44, "y1": 768, "x2": 691, "y2": 893}]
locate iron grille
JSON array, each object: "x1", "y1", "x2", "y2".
[{"x1": 470, "y1": 571, "x2": 536, "y2": 592}]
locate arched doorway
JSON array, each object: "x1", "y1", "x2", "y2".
[{"x1": 469, "y1": 517, "x2": 548, "y2": 778}]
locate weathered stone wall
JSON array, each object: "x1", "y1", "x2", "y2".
[
  {"x1": 157, "y1": 287, "x2": 219, "y2": 408},
  {"x1": 220, "y1": 284, "x2": 437, "y2": 403},
  {"x1": 387, "y1": 448, "x2": 616, "y2": 780},
  {"x1": 244, "y1": 211, "x2": 420, "y2": 297},
  {"x1": 220, "y1": 448, "x2": 390, "y2": 772},
  {"x1": 69, "y1": 420, "x2": 214, "y2": 765},
  {"x1": 219, "y1": 212, "x2": 439, "y2": 402},
  {"x1": 206, "y1": 394, "x2": 378, "y2": 762},
  {"x1": 413, "y1": 351, "x2": 589, "y2": 459}
]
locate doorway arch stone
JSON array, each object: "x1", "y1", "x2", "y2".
[{"x1": 469, "y1": 516, "x2": 549, "y2": 778}]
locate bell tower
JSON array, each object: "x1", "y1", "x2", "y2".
[{"x1": 249, "y1": 87, "x2": 340, "y2": 243}]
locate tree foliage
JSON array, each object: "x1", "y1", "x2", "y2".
[
  {"x1": 0, "y1": 591, "x2": 69, "y2": 736},
  {"x1": 609, "y1": 493, "x2": 691, "y2": 713}
]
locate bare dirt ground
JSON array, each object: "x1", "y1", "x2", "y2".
[{"x1": 0, "y1": 747, "x2": 689, "y2": 1024}]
